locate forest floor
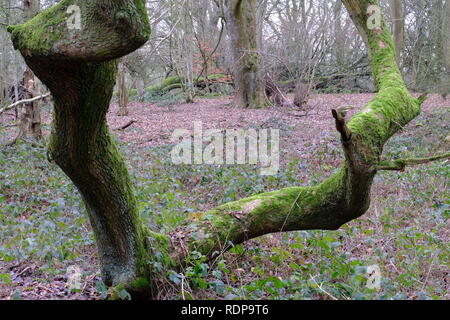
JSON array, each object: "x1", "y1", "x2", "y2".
[{"x1": 0, "y1": 94, "x2": 449, "y2": 300}]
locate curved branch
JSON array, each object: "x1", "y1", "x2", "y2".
[
  {"x1": 166, "y1": 0, "x2": 427, "y2": 264},
  {"x1": 376, "y1": 152, "x2": 450, "y2": 171}
]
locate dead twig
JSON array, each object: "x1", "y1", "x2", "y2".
[{"x1": 0, "y1": 93, "x2": 51, "y2": 116}]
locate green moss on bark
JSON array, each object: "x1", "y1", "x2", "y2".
[{"x1": 8, "y1": 1, "x2": 68, "y2": 55}]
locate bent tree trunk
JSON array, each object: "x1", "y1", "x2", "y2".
[
  {"x1": 223, "y1": 0, "x2": 266, "y2": 109},
  {"x1": 8, "y1": 0, "x2": 152, "y2": 296},
  {"x1": 8, "y1": 0, "x2": 433, "y2": 298}
]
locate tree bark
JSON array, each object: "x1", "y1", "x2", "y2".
[
  {"x1": 224, "y1": 0, "x2": 266, "y2": 108},
  {"x1": 15, "y1": 0, "x2": 42, "y2": 142},
  {"x1": 117, "y1": 64, "x2": 129, "y2": 116},
  {"x1": 16, "y1": 68, "x2": 42, "y2": 141},
  {"x1": 136, "y1": 77, "x2": 145, "y2": 102},
  {"x1": 390, "y1": 0, "x2": 404, "y2": 65},
  {"x1": 8, "y1": 0, "x2": 429, "y2": 299}
]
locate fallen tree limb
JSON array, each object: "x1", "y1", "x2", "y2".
[
  {"x1": 0, "y1": 93, "x2": 50, "y2": 116},
  {"x1": 0, "y1": 122, "x2": 18, "y2": 128}
]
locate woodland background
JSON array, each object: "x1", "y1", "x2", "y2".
[{"x1": 0, "y1": 0, "x2": 449, "y2": 300}]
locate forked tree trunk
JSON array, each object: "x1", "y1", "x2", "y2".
[
  {"x1": 8, "y1": 0, "x2": 430, "y2": 299},
  {"x1": 293, "y1": 81, "x2": 313, "y2": 110},
  {"x1": 224, "y1": 0, "x2": 266, "y2": 108}
]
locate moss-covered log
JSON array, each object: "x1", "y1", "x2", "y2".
[
  {"x1": 143, "y1": 74, "x2": 232, "y2": 96},
  {"x1": 7, "y1": 0, "x2": 436, "y2": 299}
]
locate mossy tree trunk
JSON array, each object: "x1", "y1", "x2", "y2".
[
  {"x1": 224, "y1": 0, "x2": 266, "y2": 109},
  {"x1": 8, "y1": 0, "x2": 152, "y2": 296},
  {"x1": 8, "y1": 0, "x2": 432, "y2": 299}
]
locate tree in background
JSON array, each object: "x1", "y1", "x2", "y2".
[
  {"x1": 390, "y1": 0, "x2": 405, "y2": 66},
  {"x1": 16, "y1": 67, "x2": 42, "y2": 140},
  {"x1": 2, "y1": 0, "x2": 448, "y2": 110},
  {"x1": 223, "y1": 0, "x2": 266, "y2": 108},
  {"x1": 117, "y1": 63, "x2": 130, "y2": 117},
  {"x1": 442, "y1": 0, "x2": 450, "y2": 97},
  {"x1": 11, "y1": 0, "x2": 42, "y2": 144}
]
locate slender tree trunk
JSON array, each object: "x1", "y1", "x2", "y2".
[
  {"x1": 334, "y1": 0, "x2": 345, "y2": 68},
  {"x1": 15, "y1": 0, "x2": 42, "y2": 142},
  {"x1": 443, "y1": 0, "x2": 450, "y2": 70},
  {"x1": 8, "y1": 0, "x2": 429, "y2": 299},
  {"x1": 17, "y1": 68, "x2": 42, "y2": 140},
  {"x1": 117, "y1": 64, "x2": 129, "y2": 116},
  {"x1": 390, "y1": 0, "x2": 404, "y2": 66},
  {"x1": 224, "y1": 0, "x2": 266, "y2": 108},
  {"x1": 0, "y1": 48, "x2": 5, "y2": 106},
  {"x1": 136, "y1": 77, "x2": 145, "y2": 102},
  {"x1": 441, "y1": 0, "x2": 450, "y2": 98},
  {"x1": 412, "y1": 0, "x2": 426, "y2": 87}
]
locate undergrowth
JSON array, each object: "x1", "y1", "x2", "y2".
[{"x1": 0, "y1": 107, "x2": 448, "y2": 300}]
